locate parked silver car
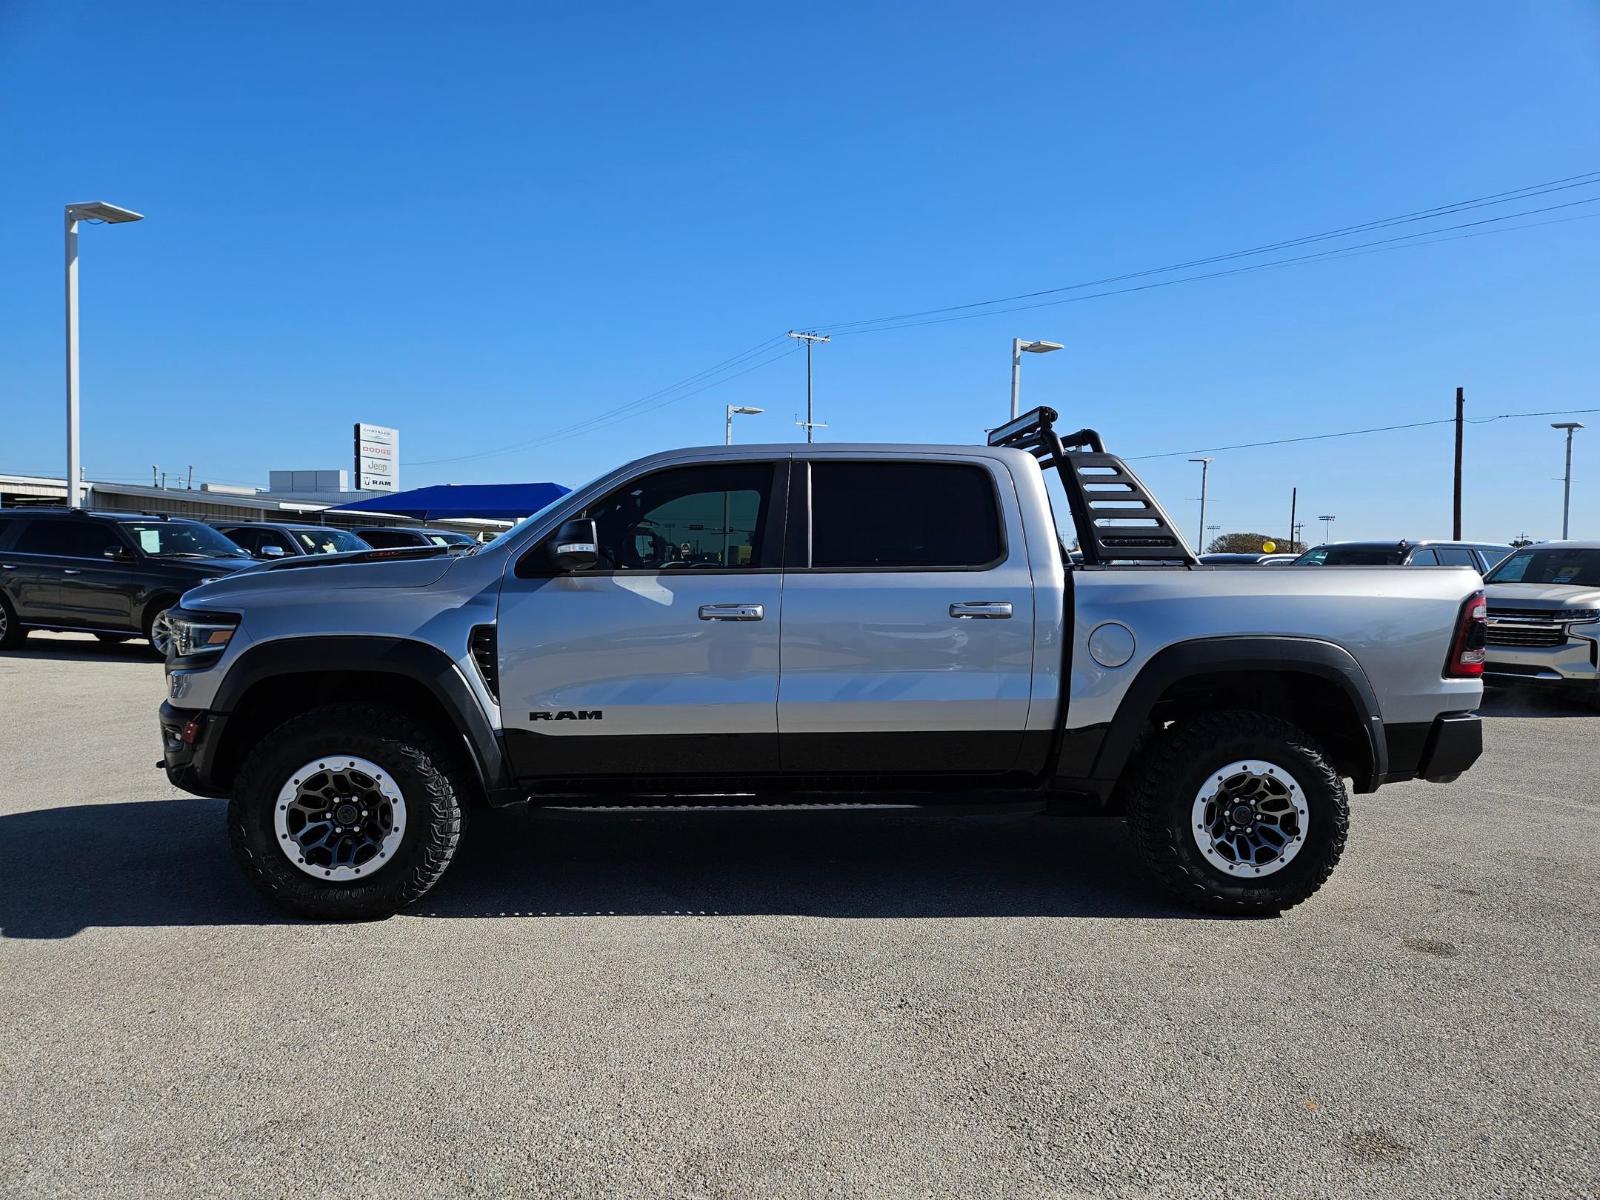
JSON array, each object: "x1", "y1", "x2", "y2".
[{"x1": 1482, "y1": 542, "x2": 1600, "y2": 706}]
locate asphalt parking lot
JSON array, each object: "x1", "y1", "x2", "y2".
[{"x1": 1, "y1": 634, "x2": 1596, "y2": 1200}]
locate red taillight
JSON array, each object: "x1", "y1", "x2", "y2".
[{"x1": 1445, "y1": 590, "x2": 1487, "y2": 678}]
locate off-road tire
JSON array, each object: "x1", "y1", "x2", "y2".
[
  {"x1": 229, "y1": 704, "x2": 467, "y2": 919},
  {"x1": 0, "y1": 595, "x2": 24, "y2": 649},
  {"x1": 1125, "y1": 710, "x2": 1349, "y2": 916}
]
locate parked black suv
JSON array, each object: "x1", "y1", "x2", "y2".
[
  {"x1": 356, "y1": 526, "x2": 478, "y2": 551},
  {"x1": 0, "y1": 509, "x2": 256, "y2": 654},
  {"x1": 213, "y1": 521, "x2": 372, "y2": 560}
]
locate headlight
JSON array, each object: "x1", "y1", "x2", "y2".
[{"x1": 169, "y1": 610, "x2": 240, "y2": 658}]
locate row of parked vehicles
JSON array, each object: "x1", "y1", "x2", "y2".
[
  {"x1": 1200, "y1": 539, "x2": 1514, "y2": 573},
  {"x1": 0, "y1": 509, "x2": 479, "y2": 654}
]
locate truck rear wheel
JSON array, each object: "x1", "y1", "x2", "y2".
[
  {"x1": 228, "y1": 704, "x2": 466, "y2": 919},
  {"x1": 1125, "y1": 710, "x2": 1349, "y2": 915}
]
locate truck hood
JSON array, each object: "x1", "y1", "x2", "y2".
[
  {"x1": 1484, "y1": 582, "x2": 1600, "y2": 609},
  {"x1": 180, "y1": 546, "x2": 463, "y2": 608}
]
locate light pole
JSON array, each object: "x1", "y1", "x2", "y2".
[
  {"x1": 1009, "y1": 338, "x2": 1064, "y2": 420},
  {"x1": 1206, "y1": 523, "x2": 1220, "y2": 551},
  {"x1": 725, "y1": 405, "x2": 763, "y2": 445},
  {"x1": 1188, "y1": 457, "x2": 1213, "y2": 553},
  {"x1": 1319, "y1": 514, "x2": 1336, "y2": 541},
  {"x1": 1553, "y1": 422, "x2": 1584, "y2": 539},
  {"x1": 722, "y1": 405, "x2": 763, "y2": 565},
  {"x1": 65, "y1": 201, "x2": 144, "y2": 508}
]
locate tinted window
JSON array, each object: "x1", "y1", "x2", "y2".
[
  {"x1": 1434, "y1": 546, "x2": 1477, "y2": 567},
  {"x1": 358, "y1": 530, "x2": 420, "y2": 548},
  {"x1": 223, "y1": 526, "x2": 265, "y2": 553},
  {"x1": 15, "y1": 521, "x2": 75, "y2": 555},
  {"x1": 294, "y1": 527, "x2": 368, "y2": 554},
  {"x1": 810, "y1": 461, "x2": 1002, "y2": 569},
  {"x1": 1408, "y1": 548, "x2": 1440, "y2": 565},
  {"x1": 1485, "y1": 547, "x2": 1600, "y2": 588},
  {"x1": 584, "y1": 462, "x2": 777, "y2": 570},
  {"x1": 1310, "y1": 546, "x2": 1406, "y2": 566}
]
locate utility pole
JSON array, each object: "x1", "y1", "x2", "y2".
[
  {"x1": 1288, "y1": 486, "x2": 1297, "y2": 552},
  {"x1": 1452, "y1": 387, "x2": 1464, "y2": 540},
  {"x1": 1552, "y1": 422, "x2": 1584, "y2": 539},
  {"x1": 1188, "y1": 457, "x2": 1213, "y2": 553},
  {"x1": 787, "y1": 330, "x2": 830, "y2": 443}
]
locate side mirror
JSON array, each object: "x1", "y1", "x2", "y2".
[
  {"x1": 549, "y1": 518, "x2": 599, "y2": 571},
  {"x1": 259, "y1": 545, "x2": 287, "y2": 558},
  {"x1": 103, "y1": 545, "x2": 135, "y2": 562}
]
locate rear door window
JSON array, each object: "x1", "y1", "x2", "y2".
[
  {"x1": 808, "y1": 461, "x2": 1004, "y2": 569},
  {"x1": 1408, "y1": 548, "x2": 1440, "y2": 565},
  {"x1": 1434, "y1": 546, "x2": 1476, "y2": 567},
  {"x1": 15, "y1": 521, "x2": 74, "y2": 555}
]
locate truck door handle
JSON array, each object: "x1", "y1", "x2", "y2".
[
  {"x1": 699, "y1": 603, "x2": 764, "y2": 622},
  {"x1": 950, "y1": 601, "x2": 1012, "y2": 619}
]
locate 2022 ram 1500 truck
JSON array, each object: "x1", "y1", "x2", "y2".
[{"x1": 157, "y1": 409, "x2": 1486, "y2": 919}]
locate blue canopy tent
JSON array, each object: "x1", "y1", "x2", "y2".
[{"x1": 329, "y1": 482, "x2": 569, "y2": 522}]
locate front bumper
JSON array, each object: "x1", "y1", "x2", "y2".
[
  {"x1": 1484, "y1": 635, "x2": 1600, "y2": 688},
  {"x1": 158, "y1": 702, "x2": 229, "y2": 797},
  {"x1": 1382, "y1": 711, "x2": 1482, "y2": 784}
]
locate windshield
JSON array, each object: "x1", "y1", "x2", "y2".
[
  {"x1": 294, "y1": 527, "x2": 370, "y2": 555},
  {"x1": 126, "y1": 521, "x2": 252, "y2": 559},
  {"x1": 1293, "y1": 545, "x2": 1405, "y2": 566},
  {"x1": 1484, "y1": 547, "x2": 1600, "y2": 588}
]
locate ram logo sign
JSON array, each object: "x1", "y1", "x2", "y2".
[{"x1": 529, "y1": 710, "x2": 604, "y2": 721}]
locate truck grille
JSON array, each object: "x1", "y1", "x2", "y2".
[{"x1": 1484, "y1": 606, "x2": 1597, "y2": 648}]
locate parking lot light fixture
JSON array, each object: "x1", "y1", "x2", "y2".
[
  {"x1": 1010, "y1": 338, "x2": 1064, "y2": 420},
  {"x1": 65, "y1": 200, "x2": 144, "y2": 509},
  {"x1": 1552, "y1": 422, "x2": 1583, "y2": 539},
  {"x1": 1319, "y1": 514, "x2": 1336, "y2": 541},
  {"x1": 725, "y1": 405, "x2": 764, "y2": 445}
]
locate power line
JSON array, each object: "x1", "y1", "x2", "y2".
[
  {"x1": 408, "y1": 335, "x2": 792, "y2": 467},
  {"x1": 1129, "y1": 407, "x2": 1600, "y2": 461},
  {"x1": 816, "y1": 169, "x2": 1600, "y2": 334},
  {"x1": 827, "y1": 194, "x2": 1600, "y2": 336}
]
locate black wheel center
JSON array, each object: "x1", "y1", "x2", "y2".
[
  {"x1": 334, "y1": 801, "x2": 361, "y2": 827},
  {"x1": 1229, "y1": 802, "x2": 1256, "y2": 827}
]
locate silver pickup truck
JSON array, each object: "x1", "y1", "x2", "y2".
[{"x1": 158, "y1": 408, "x2": 1486, "y2": 919}]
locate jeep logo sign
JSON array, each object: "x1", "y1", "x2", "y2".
[{"x1": 529, "y1": 710, "x2": 603, "y2": 721}]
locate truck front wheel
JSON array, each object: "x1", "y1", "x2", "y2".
[
  {"x1": 1125, "y1": 710, "x2": 1349, "y2": 915},
  {"x1": 228, "y1": 704, "x2": 466, "y2": 919}
]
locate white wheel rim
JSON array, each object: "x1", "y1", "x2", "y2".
[
  {"x1": 273, "y1": 756, "x2": 407, "y2": 882},
  {"x1": 1191, "y1": 758, "x2": 1310, "y2": 878}
]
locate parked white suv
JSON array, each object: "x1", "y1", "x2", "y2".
[{"x1": 1482, "y1": 542, "x2": 1600, "y2": 707}]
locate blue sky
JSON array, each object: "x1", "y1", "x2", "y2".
[{"x1": 3, "y1": 1, "x2": 1598, "y2": 544}]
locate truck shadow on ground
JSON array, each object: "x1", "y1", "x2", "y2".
[
  {"x1": 1480, "y1": 687, "x2": 1599, "y2": 719},
  {"x1": 0, "y1": 800, "x2": 1204, "y2": 938}
]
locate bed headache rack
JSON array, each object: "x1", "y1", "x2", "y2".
[{"x1": 987, "y1": 406, "x2": 1197, "y2": 566}]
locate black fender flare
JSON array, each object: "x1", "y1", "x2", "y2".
[
  {"x1": 1072, "y1": 636, "x2": 1387, "y2": 792},
  {"x1": 208, "y1": 635, "x2": 515, "y2": 802}
]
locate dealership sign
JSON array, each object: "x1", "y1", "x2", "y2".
[{"x1": 353, "y1": 423, "x2": 399, "y2": 492}]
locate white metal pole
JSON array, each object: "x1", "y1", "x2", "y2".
[
  {"x1": 1562, "y1": 428, "x2": 1575, "y2": 539},
  {"x1": 1009, "y1": 338, "x2": 1023, "y2": 420},
  {"x1": 1197, "y1": 460, "x2": 1209, "y2": 550},
  {"x1": 725, "y1": 405, "x2": 734, "y2": 446},
  {"x1": 65, "y1": 210, "x2": 81, "y2": 509}
]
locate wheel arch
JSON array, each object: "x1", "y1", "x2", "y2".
[
  {"x1": 1081, "y1": 636, "x2": 1387, "y2": 794},
  {"x1": 202, "y1": 636, "x2": 515, "y2": 805}
]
